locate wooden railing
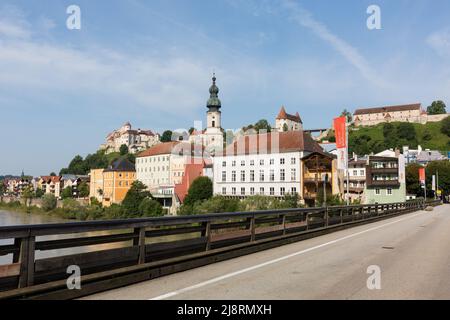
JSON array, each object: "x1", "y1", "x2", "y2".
[{"x1": 0, "y1": 199, "x2": 440, "y2": 299}]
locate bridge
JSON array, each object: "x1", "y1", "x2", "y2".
[{"x1": 0, "y1": 199, "x2": 444, "y2": 300}]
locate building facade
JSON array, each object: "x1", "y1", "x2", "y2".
[
  {"x1": 353, "y1": 104, "x2": 424, "y2": 127},
  {"x1": 100, "y1": 122, "x2": 160, "y2": 154},
  {"x1": 102, "y1": 158, "x2": 136, "y2": 207},
  {"x1": 275, "y1": 106, "x2": 303, "y2": 132},
  {"x1": 213, "y1": 130, "x2": 339, "y2": 206}
]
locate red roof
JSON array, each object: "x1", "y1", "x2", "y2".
[
  {"x1": 174, "y1": 163, "x2": 205, "y2": 204},
  {"x1": 137, "y1": 142, "x2": 207, "y2": 158},
  {"x1": 354, "y1": 103, "x2": 421, "y2": 116},
  {"x1": 218, "y1": 130, "x2": 323, "y2": 156},
  {"x1": 276, "y1": 106, "x2": 302, "y2": 123}
]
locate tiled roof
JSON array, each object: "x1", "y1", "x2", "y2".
[
  {"x1": 218, "y1": 130, "x2": 324, "y2": 156},
  {"x1": 137, "y1": 142, "x2": 206, "y2": 158},
  {"x1": 276, "y1": 106, "x2": 302, "y2": 123},
  {"x1": 354, "y1": 103, "x2": 421, "y2": 116},
  {"x1": 104, "y1": 158, "x2": 136, "y2": 172},
  {"x1": 174, "y1": 163, "x2": 205, "y2": 204}
]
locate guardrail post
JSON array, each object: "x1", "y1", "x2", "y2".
[
  {"x1": 12, "y1": 238, "x2": 21, "y2": 263},
  {"x1": 18, "y1": 235, "x2": 35, "y2": 288},
  {"x1": 325, "y1": 207, "x2": 329, "y2": 227},
  {"x1": 137, "y1": 227, "x2": 146, "y2": 264},
  {"x1": 205, "y1": 222, "x2": 212, "y2": 251},
  {"x1": 340, "y1": 209, "x2": 343, "y2": 224},
  {"x1": 250, "y1": 216, "x2": 256, "y2": 242},
  {"x1": 282, "y1": 214, "x2": 287, "y2": 235},
  {"x1": 306, "y1": 213, "x2": 309, "y2": 231}
]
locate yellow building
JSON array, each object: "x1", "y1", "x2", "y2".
[
  {"x1": 100, "y1": 158, "x2": 136, "y2": 207},
  {"x1": 89, "y1": 169, "x2": 105, "y2": 203}
]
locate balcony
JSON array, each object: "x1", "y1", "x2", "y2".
[
  {"x1": 367, "y1": 180, "x2": 400, "y2": 188},
  {"x1": 369, "y1": 167, "x2": 398, "y2": 174}
]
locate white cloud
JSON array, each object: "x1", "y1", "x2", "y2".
[
  {"x1": 427, "y1": 29, "x2": 450, "y2": 57},
  {"x1": 280, "y1": 0, "x2": 387, "y2": 88}
]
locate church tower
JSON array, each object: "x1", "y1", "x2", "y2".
[{"x1": 204, "y1": 74, "x2": 223, "y2": 153}]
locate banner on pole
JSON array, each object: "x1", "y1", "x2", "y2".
[
  {"x1": 419, "y1": 168, "x2": 426, "y2": 184},
  {"x1": 432, "y1": 175, "x2": 436, "y2": 191},
  {"x1": 333, "y1": 116, "x2": 347, "y2": 170}
]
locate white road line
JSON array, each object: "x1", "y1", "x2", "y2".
[{"x1": 150, "y1": 211, "x2": 425, "y2": 300}]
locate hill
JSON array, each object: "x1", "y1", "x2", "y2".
[{"x1": 324, "y1": 119, "x2": 450, "y2": 155}]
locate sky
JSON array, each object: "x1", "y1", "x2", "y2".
[{"x1": 1, "y1": 0, "x2": 450, "y2": 176}]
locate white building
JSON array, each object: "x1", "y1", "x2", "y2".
[
  {"x1": 100, "y1": 122, "x2": 160, "y2": 154},
  {"x1": 275, "y1": 106, "x2": 303, "y2": 132},
  {"x1": 213, "y1": 130, "x2": 328, "y2": 200}
]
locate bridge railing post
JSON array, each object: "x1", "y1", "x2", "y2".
[
  {"x1": 325, "y1": 207, "x2": 329, "y2": 227},
  {"x1": 205, "y1": 222, "x2": 212, "y2": 251},
  {"x1": 134, "y1": 227, "x2": 146, "y2": 265},
  {"x1": 282, "y1": 214, "x2": 287, "y2": 235},
  {"x1": 18, "y1": 235, "x2": 35, "y2": 288},
  {"x1": 250, "y1": 216, "x2": 256, "y2": 242}
]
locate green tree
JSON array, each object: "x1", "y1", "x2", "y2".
[
  {"x1": 77, "y1": 182, "x2": 90, "y2": 198},
  {"x1": 441, "y1": 116, "x2": 450, "y2": 137},
  {"x1": 34, "y1": 188, "x2": 45, "y2": 198},
  {"x1": 0, "y1": 182, "x2": 6, "y2": 195},
  {"x1": 254, "y1": 119, "x2": 272, "y2": 133},
  {"x1": 50, "y1": 172, "x2": 57, "y2": 177},
  {"x1": 341, "y1": 109, "x2": 353, "y2": 122},
  {"x1": 119, "y1": 144, "x2": 129, "y2": 155},
  {"x1": 427, "y1": 100, "x2": 447, "y2": 115},
  {"x1": 21, "y1": 185, "x2": 34, "y2": 207},
  {"x1": 139, "y1": 198, "x2": 164, "y2": 217},
  {"x1": 42, "y1": 194, "x2": 57, "y2": 212},
  {"x1": 405, "y1": 163, "x2": 423, "y2": 196},
  {"x1": 184, "y1": 177, "x2": 213, "y2": 206},
  {"x1": 61, "y1": 186, "x2": 73, "y2": 199},
  {"x1": 283, "y1": 123, "x2": 289, "y2": 132},
  {"x1": 426, "y1": 161, "x2": 450, "y2": 196},
  {"x1": 161, "y1": 130, "x2": 173, "y2": 143},
  {"x1": 121, "y1": 181, "x2": 151, "y2": 216}
]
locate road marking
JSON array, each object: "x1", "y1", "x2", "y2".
[{"x1": 150, "y1": 211, "x2": 424, "y2": 300}]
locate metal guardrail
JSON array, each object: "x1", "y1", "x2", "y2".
[{"x1": 0, "y1": 199, "x2": 441, "y2": 299}]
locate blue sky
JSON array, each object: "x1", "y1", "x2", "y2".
[{"x1": 1, "y1": 0, "x2": 450, "y2": 176}]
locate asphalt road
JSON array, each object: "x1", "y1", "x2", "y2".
[{"x1": 84, "y1": 204, "x2": 450, "y2": 300}]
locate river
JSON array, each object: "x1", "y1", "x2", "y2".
[{"x1": 0, "y1": 210, "x2": 130, "y2": 265}]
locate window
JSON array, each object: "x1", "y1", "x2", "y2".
[
  {"x1": 270, "y1": 187, "x2": 275, "y2": 196},
  {"x1": 260, "y1": 187, "x2": 265, "y2": 195},
  {"x1": 222, "y1": 161, "x2": 226, "y2": 167},
  {"x1": 241, "y1": 160, "x2": 245, "y2": 166},
  {"x1": 250, "y1": 187, "x2": 255, "y2": 195},
  {"x1": 250, "y1": 160, "x2": 255, "y2": 166},
  {"x1": 240, "y1": 171, "x2": 245, "y2": 182},
  {"x1": 259, "y1": 170, "x2": 265, "y2": 182},
  {"x1": 291, "y1": 158, "x2": 296, "y2": 165},
  {"x1": 387, "y1": 188, "x2": 393, "y2": 195},
  {"x1": 232, "y1": 187, "x2": 236, "y2": 195},
  {"x1": 375, "y1": 188, "x2": 381, "y2": 195},
  {"x1": 360, "y1": 170, "x2": 364, "y2": 176},
  {"x1": 232, "y1": 161, "x2": 236, "y2": 167},
  {"x1": 250, "y1": 170, "x2": 255, "y2": 182},
  {"x1": 291, "y1": 187, "x2": 297, "y2": 194},
  {"x1": 291, "y1": 168, "x2": 296, "y2": 181},
  {"x1": 270, "y1": 169, "x2": 275, "y2": 181},
  {"x1": 280, "y1": 169, "x2": 285, "y2": 181},
  {"x1": 353, "y1": 170, "x2": 357, "y2": 176},
  {"x1": 222, "y1": 171, "x2": 226, "y2": 182},
  {"x1": 280, "y1": 187, "x2": 286, "y2": 196},
  {"x1": 280, "y1": 158, "x2": 285, "y2": 165},
  {"x1": 270, "y1": 159, "x2": 274, "y2": 165},
  {"x1": 232, "y1": 171, "x2": 236, "y2": 182},
  {"x1": 241, "y1": 188, "x2": 245, "y2": 196},
  {"x1": 260, "y1": 159, "x2": 265, "y2": 165}
]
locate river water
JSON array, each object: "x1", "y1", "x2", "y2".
[{"x1": 0, "y1": 210, "x2": 130, "y2": 265}]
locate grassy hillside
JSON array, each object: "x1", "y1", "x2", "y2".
[
  {"x1": 323, "y1": 119, "x2": 450, "y2": 155},
  {"x1": 348, "y1": 120, "x2": 450, "y2": 155}
]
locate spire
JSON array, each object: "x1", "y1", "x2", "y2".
[
  {"x1": 276, "y1": 106, "x2": 288, "y2": 119},
  {"x1": 207, "y1": 73, "x2": 221, "y2": 109}
]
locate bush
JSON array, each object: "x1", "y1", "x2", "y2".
[
  {"x1": 41, "y1": 194, "x2": 57, "y2": 212},
  {"x1": 184, "y1": 177, "x2": 213, "y2": 206},
  {"x1": 122, "y1": 181, "x2": 151, "y2": 217},
  {"x1": 104, "y1": 204, "x2": 126, "y2": 219},
  {"x1": 139, "y1": 198, "x2": 164, "y2": 217},
  {"x1": 441, "y1": 116, "x2": 450, "y2": 137}
]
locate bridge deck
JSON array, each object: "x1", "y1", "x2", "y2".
[{"x1": 84, "y1": 204, "x2": 450, "y2": 300}]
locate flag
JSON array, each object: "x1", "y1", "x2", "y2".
[
  {"x1": 419, "y1": 168, "x2": 426, "y2": 184},
  {"x1": 334, "y1": 116, "x2": 347, "y2": 170}
]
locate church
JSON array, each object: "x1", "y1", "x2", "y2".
[{"x1": 189, "y1": 74, "x2": 224, "y2": 155}]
